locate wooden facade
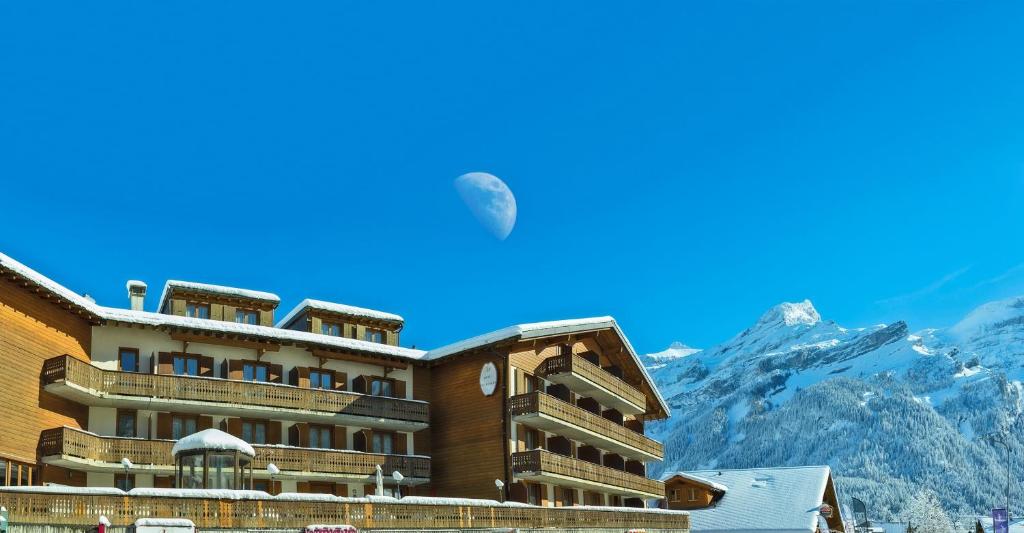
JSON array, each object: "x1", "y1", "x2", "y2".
[{"x1": 0, "y1": 276, "x2": 92, "y2": 480}]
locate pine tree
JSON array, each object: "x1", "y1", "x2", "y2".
[{"x1": 904, "y1": 490, "x2": 955, "y2": 533}]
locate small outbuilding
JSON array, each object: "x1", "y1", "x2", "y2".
[
  {"x1": 172, "y1": 429, "x2": 256, "y2": 490},
  {"x1": 660, "y1": 465, "x2": 845, "y2": 533}
]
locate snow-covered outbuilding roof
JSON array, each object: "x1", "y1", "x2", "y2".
[
  {"x1": 276, "y1": 298, "x2": 404, "y2": 329},
  {"x1": 660, "y1": 471, "x2": 729, "y2": 493},
  {"x1": 423, "y1": 316, "x2": 671, "y2": 417},
  {"x1": 158, "y1": 280, "x2": 280, "y2": 312},
  {"x1": 171, "y1": 429, "x2": 256, "y2": 457},
  {"x1": 666, "y1": 466, "x2": 835, "y2": 533}
]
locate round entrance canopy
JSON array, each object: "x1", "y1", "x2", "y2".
[{"x1": 171, "y1": 428, "x2": 256, "y2": 457}]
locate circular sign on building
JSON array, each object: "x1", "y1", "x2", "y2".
[{"x1": 480, "y1": 362, "x2": 498, "y2": 396}]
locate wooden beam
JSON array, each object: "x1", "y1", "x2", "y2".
[
  {"x1": 309, "y1": 348, "x2": 408, "y2": 370},
  {"x1": 170, "y1": 332, "x2": 281, "y2": 352}
]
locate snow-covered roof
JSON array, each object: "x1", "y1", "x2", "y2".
[
  {"x1": 171, "y1": 429, "x2": 256, "y2": 457},
  {"x1": 158, "y1": 280, "x2": 280, "y2": 311},
  {"x1": 0, "y1": 252, "x2": 425, "y2": 362},
  {"x1": 423, "y1": 316, "x2": 671, "y2": 417},
  {"x1": 670, "y1": 466, "x2": 834, "y2": 533},
  {"x1": 660, "y1": 471, "x2": 729, "y2": 493},
  {"x1": 276, "y1": 298, "x2": 404, "y2": 329}
]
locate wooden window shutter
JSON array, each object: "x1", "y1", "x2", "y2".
[
  {"x1": 288, "y1": 367, "x2": 298, "y2": 386},
  {"x1": 517, "y1": 424, "x2": 528, "y2": 452},
  {"x1": 269, "y1": 421, "x2": 282, "y2": 445},
  {"x1": 516, "y1": 370, "x2": 526, "y2": 395},
  {"x1": 554, "y1": 486, "x2": 564, "y2": 507},
  {"x1": 363, "y1": 484, "x2": 376, "y2": 497},
  {"x1": 156, "y1": 413, "x2": 172, "y2": 439},
  {"x1": 268, "y1": 363, "x2": 284, "y2": 384},
  {"x1": 295, "y1": 367, "x2": 310, "y2": 387},
  {"x1": 352, "y1": 375, "x2": 368, "y2": 394},
  {"x1": 157, "y1": 353, "x2": 173, "y2": 375},
  {"x1": 200, "y1": 356, "x2": 215, "y2": 377},
  {"x1": 393, "y1": 433, "x2": 406, "y2": 455},
  {"x1": 198, "y1": 416, "x2": 213, "y2": 431},
  {"x1": 289, "y1": 423, "x2": 309, "y2": 447},
  {"x1": 334, "y1": 371, "x2": 347, "y2": 391},
  {"x1": 353, "y1": 429, "x2": 371, "y2": 452},
  {"x1": 228, "y1": 360, "x2": 244, "y2": 380},
  {"x1": 154, "y1": 476, "x2": 174, "y2": 488},
  {"x1": 333, "y1": 426, "x2": 347, "y2": 450},
  {"x1": 510, "y1": 481, "x2": 527, "y2": 503},
  {"x1": 393, "y1": 379, "x2": 406, "y2": 399},
  {"x1": 226, "y1": 418, "x2": 242, "y2": 438},
  {"x1": 296, "y1": 481, "x2": 311, "y2": 494}
]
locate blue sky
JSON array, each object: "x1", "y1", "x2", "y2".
[{"x1": 3, "y1": 2, "x2": 1024, "y2": 353}]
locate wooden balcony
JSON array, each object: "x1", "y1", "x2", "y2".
[
  {"x1": 42, "y1": 355, "x2": 428, "y2": 431},
  {"x1": 512, "y1": 449, "x2": 664, "y2": 499},
  {"x1": 40, "y1": 427, "x2": 430, "y2": 483},
  {"x1": 0, "y1": 489, "x2": 690, "y2": 531},
  {"x1": 538, "y1": 352, "x2": 647, "y2": 414},
  {"x1": 509, "y1": 392, "x2": 663, "y2": 461}
]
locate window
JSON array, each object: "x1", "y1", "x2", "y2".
[
  {"x1": 172, "y1": 415, "x2": 198, "y2": 439},
  {"x1": 370, "y1": 378, "x2": 393, "y2": 397},
  {"x1": 670, "y1": 489, "x2": 680, "y2": 502},
  {"x1": 371, "y1": 432, "x2": 394, "y2": 454},
  {"x1": 235, "y1": 309, "x2": 259, "y2": 325},
  {"x1": 523, "y1": 428, "x2": 538, "y2": 450},
  {"x1": 560, "y1": 487, "x2": 576, "y2": 507},
  {"x1": 364, "y1": 328, "x2": 384, "y2": 343},
  {"x1": 172, "y1": 354, "x2": 201, "y2": 376},
  {"x1": 242, "y1": 421, "x2": 268, "y2": 444},
  {"x1": 310, "y1": 369, "x2": 334, "y2": 389},
  {"x1": 321, "y1": 322, "x2": 341, "y2": 336},
  {"x1": 115, "y1": 474, "x2": 135, "y2": 491},
  {"x1": 119, "y1": 348, "x2": 139, "y2": 372},
  {"x1": 185, "y1": 302, "x2": 211, "y2": 319},
  {"x1": 688, "y1": 488, "x2": 698, "y2": 502},
  {"x1": 1, "y1": 460, "x2": 34, "y2": 487},
  {"x1": 349, "y1": 326, "x2": 358, "y2": 339},
  {"x1": 527, "y1": 483, "x2": 542, "y2": 506},
  {"x1": 116, "y1": 410, "x2": 137, "y2": 438},
  {"x1": 242, "y1": 362, "x2": 269, "y2": 382},
  {"x1": 523, "y1": 373, "x2": 538, "y2": 394},
  {"x1": 309, "y1": 425, "x2": 333, "y2": 449}
]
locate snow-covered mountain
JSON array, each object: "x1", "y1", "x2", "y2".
[{"x1": 645, "y1": 298, "x2": 1024, "y2": 520}]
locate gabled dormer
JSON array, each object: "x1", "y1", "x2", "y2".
[
  {"x1": 158, "y1": 280, "x2": 280, "y2": 326},
  {"x1": 276, "y1": 298, "x2": 403, "y2": 345}
]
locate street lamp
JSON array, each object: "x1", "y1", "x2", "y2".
[
  {"x1": 495, "y1": 479, "x2": 505, "y2": 503},
  {"x1": 120, "y1": 458, "x2": 133, "y2": 490},
  {"x1": 392, "y1": 470, "x2": 404, "y2": 499},
  {"x1": 267, "y1": 463, "x2": 280, "y2": 494}
]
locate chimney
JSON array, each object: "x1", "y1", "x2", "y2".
[{"x1": 126, "y1": 280, "x2": 147, "y2": 311}]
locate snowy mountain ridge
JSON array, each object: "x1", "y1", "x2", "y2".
[{"x1": 645, "y1": 297, "x2": 1024, "y2": 519}]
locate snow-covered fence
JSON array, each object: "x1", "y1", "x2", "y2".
[{"x1": 0, "y1": 488, "x2": 690, "y2": 532}]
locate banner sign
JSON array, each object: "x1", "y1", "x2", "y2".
[{"x1": 993, "y1": 508, "x2": 1008, "y2": 533}]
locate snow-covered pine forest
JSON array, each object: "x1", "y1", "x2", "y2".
[{"x1": 645, "y1": 298, "x2": 1024, "y2": 520}]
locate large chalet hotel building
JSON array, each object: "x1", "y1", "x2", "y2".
[{"x1": 0, "y1": 251, "x2": 677, "y2": 527}]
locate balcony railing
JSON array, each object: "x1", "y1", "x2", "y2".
[
  {"x1": 0, "y1": 489, "x2": 690, "y2": 530},
  {"x1": 538, "y1": 352, "x2": 647, "y2": 412},
  {"x1": 42, "y1": 355, "x2": 428, "y2": 425},
  {"x1": 40, "y1": 427, "x2": 430, "y2": 480},
  {"x1": 509, "y1": 391, "x2": 663, "y2": 460},
  {"x1": 512, "y1": 449, "x2": 664, "y2": 498}
]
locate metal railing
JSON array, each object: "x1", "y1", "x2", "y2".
[
  {"x1": 40, "y1": 426, "x2": 430, "y2": 479},
  {"x1": 538, "y1": 352, "x2": 647, "y2": 409},
  {"x1": 42, "y1": 355, "x2": 428, "y2": 424},
  {"x1": 0, "y1": 490, "x2": 690, "y2": 530},
  {"x1": 509, "y1": 391, "x2": 663, "y2": 459},
  {"x1": 512, "y1": 449, "x2": 664, "y2": 497}
]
